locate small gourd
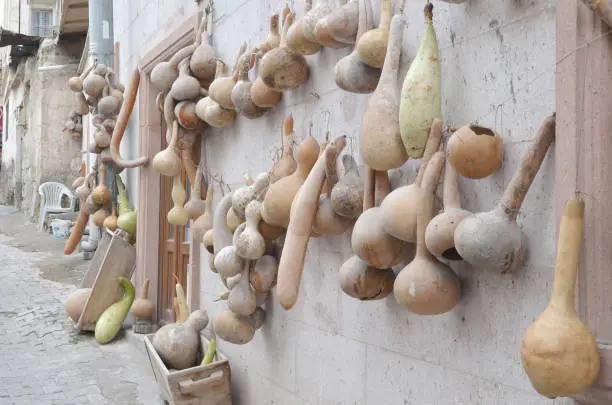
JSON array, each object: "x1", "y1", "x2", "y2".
[
  {"x1": 189, "y1": 10, "x2": 216, "y2": 83},
  {"x1": 250, "y1": 255, "x2": 278, "y2": 293},
  {"x1": 208, "y1": 44, "x2": 247, "y2": 110},
  {"x1": 167, "y1": 174, "x2": 189, "y2": 226},
  {"x1": 259, "y1": 13, "x2": 281, "y2": 54},
  {"x1": 231, "y1": 50, "x2": 269, "y2": 119},
  {"x1": 334, "y1": 0, "x2": 380, "y2": 94},
  {"x1": 184, "y1": 167, "x2": 206, "y2": 221},
  {"x1": 150, "y1": 45, "x2": 196, "y2": 92},
  {"x1": 213, "y1": 309, "x2": 256, "y2": 345},
  {"x1": 82, "y1": 71, "x2": 106, "y2": 98},
  {"x1": 74, "y1": 92, "x2": 89, "y2": 115},
  {"x1": 68, "y1": 63, "x2": 95, "y2": 93},
  {"x1": 226, "y1": 208, "x2": 243, "y2": 233},
  {"x1": 131, "y1": 279, "x2": 155, "y2": 321},
  {"x1": 203, "y1": 229, "x2": 214, "y2": 254},
  {"x1": 169, "y1": 58, "x2": 201, "y2": 101},
  {"x1": 302, "y1": 0, "x2": 333, "y2": 43},
  {"x1": 93, "y1": 205, "x2": 109, "y2": 227},
  {"x1": 214, "y1": 245, "x2": 244, "y2": 278},
  {"x1": 330, "y1": 154, "x2": 363, "y2": 219},
  {"x1": 286, "y1": 1, "x2": 322, "y2": 55},
  {"x1": 260, "y1": 12, "x2": 310, "y2": 91},
  {"x1": 232, "y1": 172, "x2": 270, "y2": 220},
  {"x1": 227, "y1": 260, "x2": 257, "y2": 317},
  {"x1": 251, "y1": 48, "x2": 283, "y2": 108},
  {"x1": 196, "y1": 61, "x2": 236, "y2": 128},
  {"x1": 339, "y1": 255, "x2": 395, "y2": 301},
  {"x1": 152, "y1": 120, "x2": 181, "y2": 177},
  {"x1": 193, "y1": 184, "x2": 214, "y2": 242},
  {"x1": 233, "y1": 200, "x2": 266, "y2": 260},
  {"x1": 313, "y1": 0, "x2": 356, "y2": 48},
  {"x1": 93, "y1": 123, "x2": 112, "y2": 149},
  {"x1": 103, "y1": 204, "x2": 119, "y2": 231},
  {"x1": 447, "y1": 124, "x2": 503, "y2": 179},
  {"x1": 355, "y1": 0, "x2": 392, "y2": 68},
  {"x1": 91, "y1": 165, "x2": 111, "y2": 206},
  {"x1": 174, "y1": 100, "x2": 201, "y2": 130}
]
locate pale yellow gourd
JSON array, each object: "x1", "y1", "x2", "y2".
[
  {"x1": 167, "y1": 174, "x2": 189, "y2": 226},
  {"x1": 152, "y1": 120, "x2": 180, "y2": 177},
  {"x1": 356, "y1": 0, "x2": 392, "y2": 68}
]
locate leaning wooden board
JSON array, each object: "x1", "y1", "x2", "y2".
[
  {"x1": 144, "y1": 334, "x2": 232, "y2": 405},
  {"x1": 78, "y1": 229, "x2": 113, "y2": 289},
  {"x1": 74, "y1": 229, "x2": 136, "y2": 331}
]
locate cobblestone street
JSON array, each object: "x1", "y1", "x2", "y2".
[{"x1": 0, "y1": 206, "x2": 162, "y2": 405}]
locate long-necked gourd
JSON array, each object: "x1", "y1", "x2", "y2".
[
  {"x1": 398, "y1": 3, "x2": 441, "y2": 159},
  {"x1": 228, "y1": 260, "x2": 257, "y2": 316},
  {"x1": 270, "y1": 115, "x2": 298, "y2": 183},
  {"x1": 193, "y1": 184, "x2": 214, "y2": 242},
  {"x1": 184, "y1": 166, "x2": 206, "y2": 221},
  {"x1": 393, "y1": 152, "x2": 462, "y2": 315},
  {"x1": 520, "y1": 196, "x2": 600, "y2": 398},
  {"x1": 260, "y1": 12, "x2": 310, "y2": 91},
  {"x1": 352, "y1": 167, "x2": 406, "y2": 268},
  {"x1": 454, "y1": 114, "x2": 556, "y2": 273},
  {"x1": 233, "y1": 200, "x2": 266, "y2": 260},
  {"x1": 208, "y1": 43, "x2": 247, "y2": 110},
  {"x1": 447, "y1": 124, "x2": 503, "y2": 179},
  {"x1": 356, "y1": 0, "x2": 392, "y2": 68},
  {"x1": 424, "y1": 158, "x2": 471, "y2": 260},
  {"x1": 360, "y1": 13, "x2": 408, "y2": 171},
  {"x1": 312, "y1": 142, "x2": 353, "y2": 236},
  {"x1": 380, "y1": 119, "x2": 443, "y2": 243},
  {"x1": 315, "y1": 0, "x2": 358, "y2": 46},
  {"x1": 261, "y1": 135, "x2": 320, "y2": 228},
  {"x1": 231, "y1": 50, "x2": 269, "y2": 119},
  {"x1": 313, "y1": 0, "x2": 353, "y2": 48},
  {"x1": 287, "y1": 1, "x2": 322, "y2": 55},
  {"x1": 334, "y1": 0, "x2": 380, "y2": 94},
  {"x1": 277, "y1": 136, "x2": 347, "y2": 310}
]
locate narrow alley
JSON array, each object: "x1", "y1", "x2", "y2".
[{"x1": 0, "y1": 206, "x2": 161, "y2": 405}]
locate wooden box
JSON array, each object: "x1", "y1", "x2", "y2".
[
  {"x1": 74, "y1": 229, "x2": 136, "y2": 331},
  {"x1": 144, "y1": 334, "x2": 232, "y2": 405}
]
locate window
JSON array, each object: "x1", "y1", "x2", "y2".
[{"x1": 29, "y1": 9, "x2": 52, "y2": 38}]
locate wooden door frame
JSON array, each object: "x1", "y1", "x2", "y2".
[{"x1": 137, "y1": 11, "x2": 202, "y2": 323}]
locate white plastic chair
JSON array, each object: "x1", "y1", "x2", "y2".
[{"x1": 38, "y1": 182, "x2": 76, "y2": 231}]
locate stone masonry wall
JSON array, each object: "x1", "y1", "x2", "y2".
[{"x1": 114, "y1": 1, "x2": 568, "y2": 404}]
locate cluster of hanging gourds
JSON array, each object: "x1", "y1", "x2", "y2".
[{"x1": 144, "y1": 0, "x2": 603, "y2": 398}]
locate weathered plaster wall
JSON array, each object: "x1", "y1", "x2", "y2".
[
  {"x1": 0, "y1": 37, "x2": 84, "y2": 215},
  {"x1": 115, "y1": 0, "x2": 571, "y2": 404}
]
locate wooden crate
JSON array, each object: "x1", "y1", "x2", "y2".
[
  {"x1": 79, "y1": 229, "x2": 113, "y2": 288},
  {"x1": 74, "y1": 229, "x2": 136, "y2": 331},
  {"x1": 144, "y1": 334, "x2": 232, "y2": 405}
]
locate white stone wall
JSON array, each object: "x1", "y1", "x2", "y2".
[{"x1": 114, "y1": 0, "x2": 572, "y2": 403}]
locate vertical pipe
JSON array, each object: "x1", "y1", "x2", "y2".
[{"x1": 88, "y1": 0, "x2": 114, "y2": 66}]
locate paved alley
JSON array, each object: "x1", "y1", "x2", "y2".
[{"x1": 0, "y1": 206, "x2": 162, "y2": 405}]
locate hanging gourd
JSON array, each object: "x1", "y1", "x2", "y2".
[
  {"x1": 339, "y1": 255, "x2": 395, "y2": 301},
  {"x1": 398, "y1": 2, "x2": 441, "y2": 159},
  {"x1": 270, "y1": 115, "x2": 298, "y2": 183},
  {"x1": 330, "y1": 154, "x2": 363, "y2": 219},
  {"x1": 251, "y1": 54, "x2": 283, "y2": 108},
  {"x1": 356, "y1": 0, "x2": 392, "y2": 68},
  {"x1": 286, "y1": 1, "x2": 322, "y2": 55},
  {"x1": 380, "y1": 119, "x2": 443, "y2": 243},
  {"x1": 393, "y1": 152, "x2": 462, "y2": 315},
  {"x1": 521, "y1": 196, "x2": 600, "y2": 398},
  {"x1": 260, "y1": 12, "x2": 310, "y2": 91},
  {"x1": 259, "y1": 13, "x2": 281, "y2": 55},
  {"x1": 184, "y1": 167, "x2": 207, "y2": 221},
  {"x1": 167, "y1": 174, "x2": 189, "y2": 226},
  {"x1": 150, "y1": 45, "x2": 196, "y2": 92},
  {"x1": 170, "y1": 58, "x2": 201, "y2": 101},
  {"x1": 208, "y1": 43, "x2": 247, "y2": 110},
  {"x1": 231, "y1": 50, "x2": 269, "y2": 119},
  {"x1": 190, "y1": 7, "x2": 216, "y2": 84},
  {"x1": 446, "y1": 124, "x2": 503, "y2": 179},
  {"x1": 314, "y1": 0, "x2": 358, "y2": 48},
  {"x1": 360, "y1": 14, "x2": 408, "y2": 171},
  {"x1": 152, "y1": 120, "x2": 181, "y2": 177},
  {"x1": 334, "y1": 0, "x2": 380, "y2": 94},
  {"x1": 454, "y1": 115, "x2": 556, "y2": 273}
]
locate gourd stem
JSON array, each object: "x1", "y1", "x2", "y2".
[
  {"x1": 379, "y1": 14, "x2": 403, "y2": 86},
  {"x1": 499, "y1": 114, "x2": 555, "y2": 221},
  {"x1": 141, "y1": 279, "x2": 150, "y2": 300},
  {"x1": 363, "y1": 165, "x2": 375, "y2": 210},
  {"x1": 549, "y1": 197, "x2": 584, "y2": 310},
  {"x1": 373, "y1": 170, "x2": 389, "y2": 206},
  {"x1": 380, "y1": 0, "x2": 392, "y2": 29},
  {"x1": 442, "y1": 158, "x2": 461, "y2": 209},
  {"x1": 356, "y1": 0, "x2": 371, "y2": 41},
  {"x1": 280, "y1": 12, "x2": 294, "y2": 48}
]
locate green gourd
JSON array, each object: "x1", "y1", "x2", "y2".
[{"x1": 95, "y1": 276, "x2": 135, "y2": 344}]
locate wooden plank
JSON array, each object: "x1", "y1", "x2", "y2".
[
  {"x1": 78, "y1": 229, "x2": 112, "y2": 288},
  {"x1": 75, "y1": 229, "x2": 136, "y2": 331},
  {"x1": 144, "y1": 334, "x2": 173, "y2": 404},
  {"x1": 557, "y1": 0, "x2": 612, "y2": 400}
]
